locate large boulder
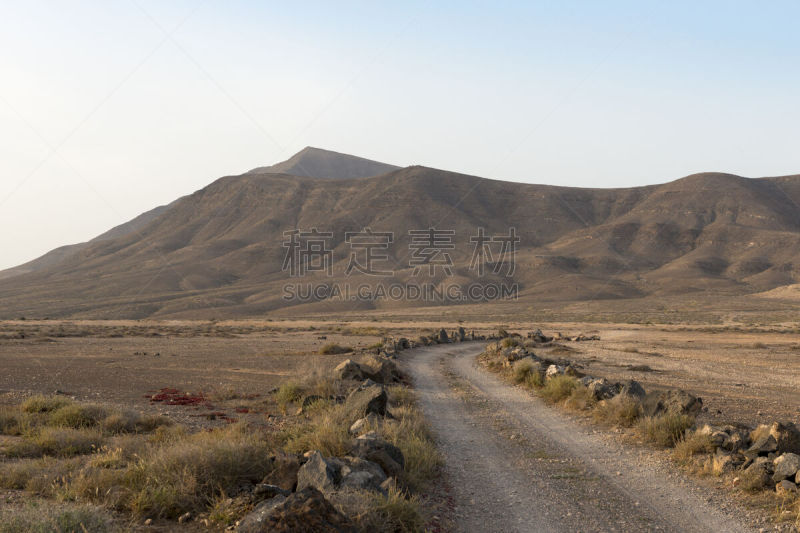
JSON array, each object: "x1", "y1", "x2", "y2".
[
  {"x1": 345, "y1": 381, "x2": 388, "y2": 417},
  {"x1": 587, "y1": 378, "x2": 617, "y2": 400},
  {"x1": 617, "y1": 380, "x2": 646, "y2": 400},
  {"x1": 773, "y1": 453, "x2": 800, "y2": 482},
  {"x1": 740, "y1": 457, "x2": 773, "y2": 490},
  {"x1": 359, "y1": 354, "x2": 402, "y2": 384},
  {"x1": 237, "y1": 487, "x2": 353, "y2": 533},
  {"x1": 768, "y1": 422, "x2": 800, "y2": 455},
  {"x1": 237, "y1": 494, "x2": 289, "y2": 533},
  {"x1": 297, "y1": 451, "x2": 339, "y2": 494},
  {"x1": 744, "y1": 434, "x2": 778, "y2": 459},
  {"x1": 336, "y1": 456, "x2": 387, "y2": 492},
  {"x1": 776, "y1": 480, "x2": 798, "y2": 497},
  {"x1": 333, "y1": 360, "x2": 367, "y2": 382},
  {"x1": 641, "y1": 389, "x2": 702, "y2": 418},
  {"x1": 297, "y1": 451, "x2": 388, "y2": 496},
  {"x1": 350, "y1": 432, "x2": 405, "y2": 478}
]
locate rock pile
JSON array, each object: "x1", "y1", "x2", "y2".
[{"x1": 238, "y1": 339, "x2": 422, "y2": 531}]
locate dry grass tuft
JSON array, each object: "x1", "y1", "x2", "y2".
[
  {"x1": 319, "y1": 343, "x2": 353, "y2": 355},
  {"x1": 354, "y1": 485, "x2": 424, "y2": 533},
  {"x1": 21, "y1": 395, "x2": 73, "y2": 414},
  {"x1": 540, "y1": 375, "x2": 577, "y2": 404},
  {"x1": 564, "y1": 384, "x2": 596, "y2": 411},
  {"x1": 638, "y1": 414, "x2": 694, "y2": 447},
  {"x1": 672, "y1": 430, "x2": 715, "y2": 464},
  {"x1": 5, "y1": 427, "x2": 104, "y2": 458},
  {"x1": 593, "y1": 395, "x2": 641, "y2": 427}
]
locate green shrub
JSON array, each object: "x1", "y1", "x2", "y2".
[
  {"x1": 638, "y1": 414, "x2": 694, "y2": 447},
  {"x1": 540, "y1": 375, "x2": 577, "y2": 404}
]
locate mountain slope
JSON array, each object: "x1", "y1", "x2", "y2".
[{"x1": 0, "y1": 150, "x2": 798, "y2": 319}]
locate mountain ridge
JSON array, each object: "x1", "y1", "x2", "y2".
[{"x1": 1, "y1": 149, "x2": 799, "y2": 319}]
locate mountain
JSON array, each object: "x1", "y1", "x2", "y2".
[
  {"x1": 247, "y1": 146, "x2": 399, "y2": 179},
  {"x1": 0, "y1": 148, "x2": 799, "y2": 319},
  {"x1": 0, "y1": 202, "x2": 175, "y2": 281}
]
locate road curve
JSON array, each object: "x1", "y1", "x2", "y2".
[{"x1": 406, "y1": 343, "x2": 755, "y2": 533}]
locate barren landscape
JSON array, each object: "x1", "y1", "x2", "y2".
[{"x1": 2, "y1": 318, "x2": 800, "y2": 530}]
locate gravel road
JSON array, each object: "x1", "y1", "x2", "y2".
[{"x1": 407, "y1": 343, "x2": 757, "y2": 533}]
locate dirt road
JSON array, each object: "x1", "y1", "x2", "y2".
[{"x1": 407, "y1": 343, "x2": 756, "y2": 533}]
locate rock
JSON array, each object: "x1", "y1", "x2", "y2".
[
  {"x1": 261, "y1": 453, "x2": 301, "y2": 492},
  {"x1": 768, "y1": 422, "x2": 800, "y2": 454},
  {"x1": 712, "y1": 451, "x2": 739, "y2": 475},
  {"x1": 438, "y1": 329, "x2": 449, "y2": 343},
  {"x1": 587, "y1": 378, "x2": 617, "y2": 400},
  {"x1": 617, "y1": 380, "x2": 646, "y2": 400},
  {"x1": 776, "y1": 480, "x2": 798, "y2": 497},
  {"x1": 641, "y1": 389, "x2": 702, "y2": 418},
  {"x1": 237, "y1": 487, "x2": 352, "y2": 533},
  {"x1": 740, "y1": 457, "x2": 773, "y2": 490},
  {"x1": 296, "y1": 451, "x2": 339, "y2": 494},
  {"x1": 333, "y1": 359, "x2": 367, "y2": 382},
  {"x1": 346, "y1": 381, "x2": 388, "y2": 417},
  {"x1": 545, "y1": 364, "x2": 565, "y2": 379},
  {"x1": 530, "y1": 329, "x2": 553, "y2": 343},
  {"x1": 336, "y1": 456, "x2": 387, "y2": 493},
  {"x1": 351, "y1": 433, "x2": 405, "y2": 478},
  {"x1": 254, "y1": 484, "x2": 291, "y2": 499},
  {"x1": 774, "y1": 453, "x2": 800, "y2": 482},
  {"x1": 457, "y1": 327, "x2": 466, "y2": 341},
  {"x1": 349, "y1": 413, "x2": 380, "y2": 435},
  {"x1": 359, "y1": 354, "x2": 402, "y2": 384},
  {"x1": 178, "y1": 512, "x2": 191, "y2": 524},
  {"x1": 296, "y1": 395, "x2": 324, "y2": 414},
  {"x1": 745, "y1": 435, "x2": 778, "y2": 459}
]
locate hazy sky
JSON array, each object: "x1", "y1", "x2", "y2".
[{"x1": 1, "y1": 1, "x2": 799, "y2": 270}]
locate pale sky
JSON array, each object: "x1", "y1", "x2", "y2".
[{"x1": 1, "y1": 1, "x2": 799, "y2": 270}]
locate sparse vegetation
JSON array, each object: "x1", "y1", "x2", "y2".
[
  {"x1": 638, "y1": 414, "x2": 694, "y2": 447},
  {"x1": 0, "y1": 502, "x2": 114, "y2": 533},
  {"x1": 320, "y1": 343, "x2": 353, "y2": 355},
  {"x1": 275, "y1": 381, "x2": 303, "y2": 413},
  {"x1": 540, "y1": 375, "x2": 578, "y2": 404},
  {"x1": 592, "y1": 395, "x2": 641, "y2": 427},
  {"x1": 672, "y1": 430, "x2": 715, "y2": 462}
]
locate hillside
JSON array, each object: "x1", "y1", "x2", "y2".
[{"x1": 0, "y1": 149, "x2": 798, "y2": 319}]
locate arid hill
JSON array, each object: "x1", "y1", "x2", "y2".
[{"x1": 1, "y1": 148, "x2": 799, "y2": 319}]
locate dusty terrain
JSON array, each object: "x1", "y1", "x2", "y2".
[
  {"x1": 2, "y1": 319, "x2": 800, "y2": 531},
  {"x1": 1, "y1": 319, "x2": 798, "y2": 429},
  {"x1": 409, "y1": 343, "x2": 758, "y2": 532}
]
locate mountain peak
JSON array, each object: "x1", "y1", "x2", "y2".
[{"x1": 246, "y1": 147, "x2": 400, "y2": 180}]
